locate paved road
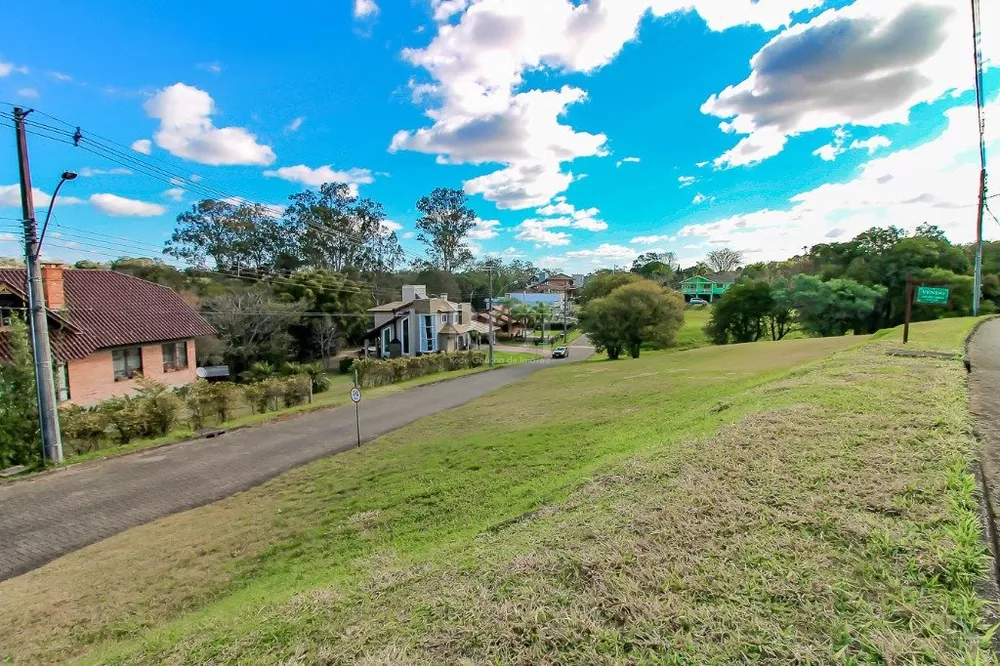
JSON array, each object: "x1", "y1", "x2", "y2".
[
  {"x1": 971, "y1": 318, "x2": 1000, "y2": 540},
  {"x1": 0, "y1": 343, "x2": 592, "y2": 581}
]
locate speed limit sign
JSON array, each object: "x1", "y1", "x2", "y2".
[{"x1": 350, "y1": 387, "x2": 361, "y2": 403}]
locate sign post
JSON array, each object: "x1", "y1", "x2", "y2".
[
  {"x1": 903, "y1": 275, "x2": 951, "y2": 344},
  {"x1": 351, "y1": 370, "x2": 362, "y2": 448}
]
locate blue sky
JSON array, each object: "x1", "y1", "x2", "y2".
[{"x1": 1, "y1": 0, "x2": 997, "y2": 273}]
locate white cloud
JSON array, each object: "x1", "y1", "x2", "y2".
[
  {"x1": 0, "y1": 61, "x2": 28, "y2": 77},
  {"x1": 162, "y1": 188, "x2": 185, "y2": 202},
  {"x1": 262, "y1": 164, "x2": 374, "y2": 195},
  {"x1": 189, "y1": 174, "x2": 203, "y2": 182},
  {"x1": 631, "y1": 234, "x2": 676, "y2": 245},
  {"x1": 515, "y1": 219, "x2": 572, "y2": 247},
  {"x1": 695, "y1": 161, "x2": 709, "y2": 168},
  {"x1": 565, "y1": 243, "x2": 636, "y2": 260},
  {"x1": 432, "y1": 0, "x2": 468, "y2": 21},
  {"x1": 196, "y1": 62, "x2": 223, "y2": 74},
  {"x1": 396, "y1": 0, "x2": 819, "y2": 210},
  {"x1": 285, "y1": 116, "x2": 305, "y2": 133},
  {"x1": 16, "y1": 88, "x2": 38, "y2": 99},
  {"x1": 0, "y1": 233, "x2": 17, "y2": 242},
  {"x1": 468, "y1": 217, "x2": 501, "y2": 240},
  {"x1": 89, "y1": 193, "x2": 166, "y2": 217},
  {"x1": 692, "y1": 193, "x2": 708, "y2": 204},
  {"x1": 678, "y1": 175, "x2": 696, "y2": 188},
  {"x1": 850, "y1": 135, "x2": 892, "y2": 155},
  {"x1": 131, "y1": 139, "x2": 152, "y2": 155},
  {"x1": 534, "y1": 196, "x2": 607, "y2": 231},
  {"x1": 143, "y1": 83, "x2": 276, "y2": 166},
  {"x1": 79, "y1": 167, "x2": 133, "y2": 177},
  {"x1": 704, "y1": 0, "x2": 972, "y2": 167},
  {"x1": 677, "y1": 97, "x2": 1000, "y2": 260},
  {"x1": 403, "y1": 231, "x2": 416, "y2": 239},
  {"x1": 0, "y1": 185, "x2": 83, "y2": 208},
  {"x1": 49, "y1": 71, "x2": 72, "y2": 82},
  {"x1": 536, "y1": 198, "x2": 575, "y2": 216},
  {"x1": 616, "y1": 156, "x2": 641, "y2": 167},
  {"x1": 814, "y1": 128, "x2": 892, "y2": 161},
  {"x1": 354, "y1": 0, "x2": 379, "y2": 18}
]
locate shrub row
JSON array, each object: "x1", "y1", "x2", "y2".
[
  {"x1": 351, "y1": 351, "x2": 486, "y2": 389},
  {"x1": 59, "y1": 374, "x2": 317, "y2": 457}
]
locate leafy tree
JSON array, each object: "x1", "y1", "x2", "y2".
[
  {"x1": 510, "y1": 302, "x2": 534, "y2": 339},
  {"x1": 855, "y1": 226, "x2": 904, "y2": 256},
  {"x1": 705, "y1": 280, "x2": 773, "y2": 344},
  {"x1": 0, "y1": 317, "x2": 40, "y2": 467},
  {"x1": 202, "y1": 287, "x2": 304, "y2": 375},
  {"x1": 284, "y1": 183, "x2": 404, "y2": 274},
  {"x1": 73, "y1": 260, "x2": 108, "y2": 269},
  {"x1": 166, "y1": 200, "x2": 290, "y2": 273},
  {"x1": 269, "y1": 269, "x2": 373, "y2": 357},
  {"x1": 415, "y1": 187, "x2": 476, "y2": 272},
  {"x1": 582, "y1": 280, "x2": 685, "y2": 359},
  {"x1": 706, "y1": 248, "x2": 744, "y2": 272},
  {"x1": 785, "y1": 274, "x2": 885, "y2": 337},
  {"x1": 0, "y1": 257, "x2": 23, "y2": 268},
  {"x1": 532, "y1": 302, "x2": 553, "y2": 340},
  {"x1": 915, "y1": 223, "x2": 947, "y2": 241},
  {"x1": 577, "y1": 270, "x2": 643, "y2": 304}
]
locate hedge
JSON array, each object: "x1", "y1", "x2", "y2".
[{"x1": 351, "y1": 351, "x2": 486, "y2": 389}]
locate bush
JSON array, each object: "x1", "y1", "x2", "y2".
[
  {"x1": 353, "y1": 351, "x2": 486, "y2": 388},
  {"x1": 180, "y1": 380, "x2": 243, "y2": 428},
  {"x1": 245, "y1": 377, "x2": 289, "y2": 414},
  {"x1": 134, "y1": 377, "x2": 182, "y2": 437},
  {"x1": 339, "y1": 357, "x2": 356, "y2": 374},
  {"x1": 59, "y1": 404, "x2": 109, "y2": 455},
  {"x1": 281, "y1": 376, "x2": 312, "y2": 408},
  {"x1": 97, "y1": 396, "x2": 146, "y2": 444}
]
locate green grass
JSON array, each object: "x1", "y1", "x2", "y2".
[
  {"x1": 675, "y1": 306, "x2": 713, "y2": 350},
  {"x1": 0, "y1": 324, "x2": 993, "y2": 664}
]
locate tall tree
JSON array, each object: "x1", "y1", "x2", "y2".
[
  {"x1": 705, "y1": 248, "x2": 744, "y2": 272},
  {"x1": 0, "y1": 317, "x2": 40, "y2": 467},
  {"x1": 785, "y1": 275, "x2": 885, "y2": 337},
  {"x1": 165, "y1": 200, "x2": 289, "y2": 274},
  {"x1": 201, "y1": 287, "x2": 304, "y2": 374},
  {"x1": 705, "y1": 280, "x2": 774, "y2": 344},
  {"x1": 285, "y1": 183, "x2": 404, "y2": 274},
  {"x1": 577, "y1": 270, "x2": 643, "y2": 304},
  {"x1": 415, "y1": 187, "x2": 476, "y2": 272},
  {"x1": 269, "y1": 269, "x2": 373, "y2": 356},
  {"x1": 582, "y1": 280, "x2": 685, "y2": 359}
]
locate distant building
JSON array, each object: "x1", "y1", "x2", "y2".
[
  {"x1": 526, "y1": 273, "x2": 576, "y2": 296},
  {"x1": 680, "y1": 273, "x2": 738, "y2": 303},
  {"x1": 365, "y1": 285, "x2": 474, "y2": 358},
  {"x1": 0, "y1": 264, "x2": 215, "y2": 405}
]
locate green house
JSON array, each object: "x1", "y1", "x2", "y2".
[{"x1": 680, "y1": 273, "x2": 737, "y2": 302}]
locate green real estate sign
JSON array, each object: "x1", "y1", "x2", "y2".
[{"x1": 915, "y1": 286, "x2": 950, "y2": 305}]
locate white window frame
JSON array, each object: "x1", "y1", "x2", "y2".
[
  {"x1": 381, "y1": 327, "x2": 391, "y2": 357},
  {"x1": 420, "y1": 314, "x2": 436, "y2": 353}
]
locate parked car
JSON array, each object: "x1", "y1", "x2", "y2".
[
  {"x1": 552, "y1": 346, "x2": 569, "y2": 359},
  {"x1": 689, "y1": 298, "x2": 709, "y2": 306}
]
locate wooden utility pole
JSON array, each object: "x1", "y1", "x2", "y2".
[
  {"x1": 903, "y1": 275, "x2": 914, "y2": 345},
  {"x1": 13, "y1": 107, "x2": 63, "y2": 463}
]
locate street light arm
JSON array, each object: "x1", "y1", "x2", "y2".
[{"x1": 35, "y1": 177, "x2": 67, "y2": 258}]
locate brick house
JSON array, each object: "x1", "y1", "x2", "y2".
[
  {"x1": 0, "y1": 264, "x2": 215, "y2": 405},
  {"x1": 527, "y1": 273, "x2": 576, "y2": 295}
]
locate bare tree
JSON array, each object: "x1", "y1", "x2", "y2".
[
  {"x1": 202, "y1": 287, "x2": 304, "y2": 373},
  {"x1": 312, "y1": 315, "x2": 341, "y2": 366},
  {"x1": 706, "y1": 248, "x2": 744, "y2": 272}
]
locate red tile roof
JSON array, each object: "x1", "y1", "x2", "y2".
[{"x1": 0, "y1": 269, "x2": 215, "y2": 362}]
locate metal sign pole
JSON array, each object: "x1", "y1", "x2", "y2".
[
  {"x1": 351, "y1": 370, "x2": 362, "y2": 448},
  {"x1": 903, "y1": 274, "x2": 913, "y2": 345}
]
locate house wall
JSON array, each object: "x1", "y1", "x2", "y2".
[{"x1": 66, "y1": 339, "x2": 197, "y2": 405}]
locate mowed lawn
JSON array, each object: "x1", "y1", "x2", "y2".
[{"x1": 0, "y1": 320, "x2": 993, "y2": 664}]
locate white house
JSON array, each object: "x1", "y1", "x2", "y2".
[{"x1": 365, "y1": 285, "x2": 474, "y2": 358}]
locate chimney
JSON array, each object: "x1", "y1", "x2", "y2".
[
  {"x1": 41, "y1": 262, "x2": 66, "y2": 310},
  {"x1": 439, "y1": 293, "x2": 448, "y2": 302},
  {"x1": 402, "y1": 285, "x2": 427, "y2": 302}
]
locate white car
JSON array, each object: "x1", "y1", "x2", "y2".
[{"x1": 689, "y1": 298, "x2": 709, "y2": 306}]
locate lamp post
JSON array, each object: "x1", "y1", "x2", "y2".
[{"x1": 36, "y1": 171, "x2": 77, "y2": 256}]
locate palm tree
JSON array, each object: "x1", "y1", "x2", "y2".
[
  {"x1": 532, "y1": 303, "x2": 553, "y2": 343},
  {"x1": 511, "y1": 302, "x2": 534, "y2": 340}
]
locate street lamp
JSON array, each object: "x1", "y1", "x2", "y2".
[{"x1": 36, "y1": 170, "x2": 77, "y2": 256}]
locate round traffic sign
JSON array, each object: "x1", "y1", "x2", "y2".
[{"x1": 350, "y1": 387, "x2": 362, "y2": 403}]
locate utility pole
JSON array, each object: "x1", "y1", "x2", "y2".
[
  {"x1": 970, "y1": 0, "x2": 987, "y2": 316},
  {"x1": 562, "y1": 295, "x2": 569, "y2": 343},
  {"x1": 14, "y1": 107, "x2": 63, "y2": 464},
  {"x1": 487, "y1": 261, "x2": 495, "y2": 367}
]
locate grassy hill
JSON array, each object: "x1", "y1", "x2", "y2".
[{"x1": 0, "y1": 319, "x2": 993, "y2": 664}]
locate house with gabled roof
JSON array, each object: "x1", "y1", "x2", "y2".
[
  {"x1": 365, "y1": 285, "x2": 474, "y2": 358},
  {"x1": 0, "y1": 263, "x2": 215, "y2": 405},
  {"x1": 679, "y1": 272, "x2": 738, "y2": 302}
]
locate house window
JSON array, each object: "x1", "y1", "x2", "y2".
[
  {"x1": 112, "y1": 346, "x2": 143, "y2": 381},
  {"x1": 381, "y1": 327, "x2": 391, "y2": 357},
  {"x1": 56, "y1": 362, "x2": 70, "y2": 402},
  {"x1": 161, "y1": 342, "x2": 189, "y2": 372},
  {"x1": 441, "y1": 313, "x2": 449, "y2": 325},
  {"x1": 0, "y1": 307, "x2": 15, "y2": 328},
  {"x1": 421, "y1": 314, "x2": 436, "y2": 352},
  {"x1": 402, "y1": 319, "x2": 410, "y2": 355}
]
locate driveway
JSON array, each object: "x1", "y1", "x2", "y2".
[{"x1": 0, "y1": 339, "x2": 593, "y2": 581}]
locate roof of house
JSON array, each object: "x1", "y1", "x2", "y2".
[
  {"x1": 0, "y1": 269, "x2": 216, "y2": 362},
  {"x1": 369, "y1": 300, "x2": 413, "y2": 313},
  {"x1": 438, "y1": 323, "x2": 471, "y2": 335},
  {"x1": 681, "y1": 272, "x2": 738, "y2": 284}
]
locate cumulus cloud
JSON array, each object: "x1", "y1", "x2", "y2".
[
  {"x1": 0, "y1": 185, "x2": 83, "y2": 208},
  {"x1": 692, "y1": 193, "x2": 708, "y2": 204},
  {"x1": 616, "y1": 156, "x2": 641, "y2": 167},
  {"x1": 0, "y1": 61, "x2": 28, "y2": 77},
  {"x1": 532, "y1": 196, "x2": 607, "y2": 231},
  {"x1": 162, "y1": 188, "x2": 185, "y2": 202},
  {"x1": 468, "y1": 218, "x2": 501, "y2": 239},
  {"x1": 79, "y1": 167, "x2": 133, "y2": 177},
  {"x1": 143, "y1": 83, "x2": 276, "y2": 166},
  {"x1": 813, "y1": 128, "x2": 892, "y2": 161},
  {"x1": 263, "y1": 164, "x2": 374, "y2": 195},
  {"x1": 851, "y1": 135, "x2": 892, "y2": 154},
  {"x1": 354, "y1": 0, "x2": 379, "y2": 18},
  {"x1": 395, "y1": 0, "x2": 819, "y2": 209},
  {"x1": 631, "y1": 234, "x2": 676, "y2": 245},
  {"x1": 678, "y1": 175, "x2": 696, "y2": 187},
  {"x1": 704, "y1": 0, "x2": 971, "y2": 167},
  {"x1": 565, "y1": 243, "x2": 636, "y2": 260},
  {"x1": 678, "y1": 97, "x2": 1000, "y2": 260},
  {"x1": 131, "y1": 139, "x2": 152, "y2": 154},
  {"x1": 90, "y1": 194, "x2": 166, "y2": 217},
  {"x1": 515, "y1": 219, "x2": 572, "y2": 247}
]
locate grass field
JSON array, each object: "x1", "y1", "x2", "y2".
[
  {"x1": 675, "y1": 306, "x2": 713, "y2": 350},
  {"x1": 491, "y1": 350, "x2": 542, "y2": 364},
  {"x1": 0, "y1": 318, "x2": 993, "y2": 664}
]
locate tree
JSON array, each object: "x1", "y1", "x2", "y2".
[
  {"x1": 415, "y1": 187, "x2": 476, "y2": 272},
  {"x1": 532, "y1": 302, "x2": 553, "y2": 341},
  {"x1": 915, "y1": 223, "x2": 947, "y2": 241},
  {"x1": 706, "y1": 248, "x2": 744, "y2": 272},
  {"x1": 0, "y1": 317, "x2": 40, "y2": 468},
  {"x1": 855, "y1": 226, "x2": 904, "y2": 256},
  {"x1": 511, "y1": 302, "x2": 534, "y2": 339},
  {"x1": 202, "y1": 287, "x2": 304, "y2": 375},
  {"x1": 577, "y1": 270, "x2": 643, "y2": 304},
  {"x1": 312, "y1": 315, "x2": 341, "y2": 364},
  {"x1": 285, "y1": 183, "x2": 404, "y2": 274},
  {"x1": 269, "y1": 269, "x2": 373, "y2": 357},
  {"x1": 785, "y1": 274, "x2": 885, "y2": 337},
  {"x1": 705, "y1": 280, "x2": 774, "y2": 344},
  {"x1": 165, "y1": 200, "x2": 290, "y2": 273},
  {"x1": 582, "y1": 280, "x2": 685, "y2": 359}
]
